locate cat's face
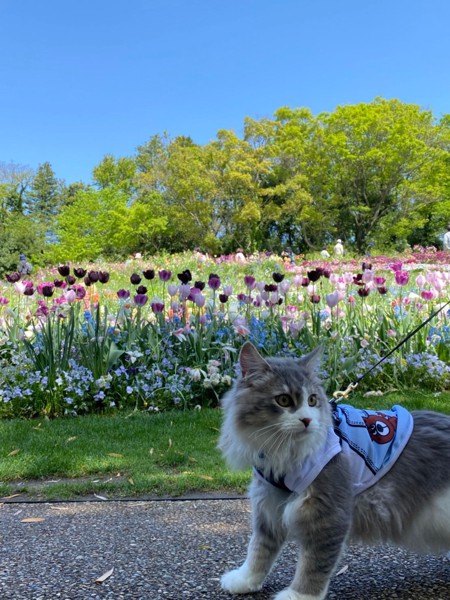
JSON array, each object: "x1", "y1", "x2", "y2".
[{"x1": 221, "y1": 342, "x2": 331, "y2": 465}]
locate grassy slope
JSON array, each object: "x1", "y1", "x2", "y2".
[{"x1": 1, "y1": 391, "x2": 449, "y2": 500}]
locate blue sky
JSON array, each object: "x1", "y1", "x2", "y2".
[{"x1": 1, "y1": 0, "x2": 449, "y2": 184}]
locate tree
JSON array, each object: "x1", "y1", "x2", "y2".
[
  {"x1": 49, "y1": 187, "x2": 129, "y2": 262},
  {"x1": 318, "y1": 98, "x2": 448, "y2": 252},
  {"x1": 93, "y1": 154, "x2": 137, "y2": 194},
  {"x1": 27, "y1": 162, "x2": 63, "y2": 242}
]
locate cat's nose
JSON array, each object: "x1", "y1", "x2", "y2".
[{"x1": 301, "y1": 418, "x2": 312, "y2": 428}]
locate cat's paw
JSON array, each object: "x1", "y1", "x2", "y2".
[
  {"x1": 221, "y1": 565, "x2": 264, "y2": 594},
  {"x1": 273, "y1": 589, "x2": 324, "y2": 600}
]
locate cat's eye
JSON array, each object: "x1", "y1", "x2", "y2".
[
  {"x1": 308, "y1": 394, "x2": 318, "y2": 407},
  {"x1": 275, "y1": 394, "x2": 292, "y2": 408}
]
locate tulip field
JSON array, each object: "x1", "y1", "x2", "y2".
[{"x1": 1, "y1": 249, "x2": 450, "y2": 418}]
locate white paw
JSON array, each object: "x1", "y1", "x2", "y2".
[
  {"x1": 221, "y1": 565, "x2": 264, "y2": 594},
  {"x1": 274, "y1": 590, "x2": 323, "y2": 600}
]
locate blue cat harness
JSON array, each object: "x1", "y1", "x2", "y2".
[{"x1": 254, "y1": 404, "x2": 414, "y2": 496}]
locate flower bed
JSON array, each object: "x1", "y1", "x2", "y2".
[{"x1": 1, "y1": 250, "x2": 449, "y2": 418}]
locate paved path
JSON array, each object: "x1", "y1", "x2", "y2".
[{"x1": 0, "y1": 498, "x2": 449, "y2": 599}]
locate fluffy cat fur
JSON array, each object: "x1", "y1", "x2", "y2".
[{"x1": 218, "y1": 341, "x2": 450, "y2": 600}]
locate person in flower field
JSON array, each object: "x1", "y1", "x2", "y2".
[
  {"x1": 443, "y1": 225, "x2": 450, "y2": 251},
  {"x1": 17, "y1": 254, "x2": 32, "y2": 276}
]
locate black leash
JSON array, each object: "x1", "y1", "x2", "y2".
[{"x1": 332, "y1": 298, "x2": 450, "y2": 402}]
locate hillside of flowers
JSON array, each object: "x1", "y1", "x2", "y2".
[{"x1": 1, "y1": 248, "x2": 450, "y2": 418}]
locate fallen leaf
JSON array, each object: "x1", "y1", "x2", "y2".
[
  {"x1": 335, "y1": 565, "x2": 349, "y2": 577},
  {"x1": 2, "y1": 493, "x2": 22, "y2": 499},
  {"x1": 21, "y1": 517, "x2": 45, "y2": 523},
  {"x1": 66, "y1": 436, "x2": 77, "y2": 442},
  {"x1": 198, "y1": 475, "x2": 213, "y2": 481},
  {"x1": 149, "y1": 448, "x2": 154, "y2": 455},
  {"x1": 95, "y1": 567, "x2": 114, "y2": 584},
  {"x1": 7, "y1": 449, "x2": 20, "y2": 456},
  {"x1": 168, "y1": 438, "x2": 172, "y2": 448},
  {"x1": 127, "y1": 478, "x2": 134, "y2": 485},
  {"x1": 94, "y1": 493, "x2": 108, "y2": 501},
  {"x1": 108, "y1": 453, "x2": 123, "y2": 458}
]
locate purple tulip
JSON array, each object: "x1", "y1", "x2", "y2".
[
  {"x1": 151, "y1": 299, "x2": 164, "y2": 313},
  {"x1": 73, "y1": 267, "x2": 87, "y2": 278},
  {"x1": 219, "y1": 294, "x2": 229, "y2": 303},
  {"x1": 310, "y1": 294, "x2": 321, "y2": 303},
  {"x1": 72, "y1": 284, "x2": 86, "y2": 300},
  {"x1": 272, "y1": 272, "x2": 284, "y2": 283},
  {"x1": 244, "y1": 275, "x2": 256, "y2": 290},
  {"x1": 395, "y1": 271, "x2": 409, "y2": 286},
  {"x1": 0, "y1": 296, "x2": 9, "y2": 305},
  {"x1": 117, "y1": 289, "x2": 130, "y2": 300},
  {"x1": 208, "y1": 276, "x2": 221, "y2": 290},
  {"x1": 159, "y1": 269, "x2": 172, "y2": 282},
  {"x1": 134, "y1": 293, "x2": 148, "y2": 306},
  {"x1": 88, "y1": 270, "x2": 99, "y2": 283},
  {"x1": 130, "y1": 273, "x2": 142, "y2": 285},
  {"x1": 136, "y1": 285, "x2": 148, "y2": 295},
  {"x1": 377, "y1": 286, "x2": 388, "y2": 295}
]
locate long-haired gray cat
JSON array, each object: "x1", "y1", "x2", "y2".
[{"x1": 219, "y1": 342, "x2": 450, "y2": 600}]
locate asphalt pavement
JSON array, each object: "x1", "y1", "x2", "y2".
[{"x1": 0, "y1": 498, "x2": 449, "y2": 599}]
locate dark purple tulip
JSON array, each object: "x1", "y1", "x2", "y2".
[
  {"x1": 310, "y1": 294, "x2": 321, "y2": 303},
  {"x1": 98, "y1": 271, "x2": 110, "y2": 284},
  {"x1": 130, "y1": 273, "x2": 142, "y2": 285},
  {"x1": 159, "y1": 270, "x2": 172, "y2": 282},
  {"x1": 84, "y1": 276, "x2": 92, "y2": 287},
  {"x1": 377, "y1": 286, "x2": 388, "y2": 295},
  {"x1": 357, "y1": 287, "x2": 370, "y2": 297},
  {"x1": 143, "y1": 269, "x2": 155, "y2": 280},
  {"x1": 362, "y1": 262, "x2": 372, "y2": 271},
  {"x1": 219, "y1": 294, "x2": 229, "y2": 303},
  {"x1": 208, "y1": 276, "x2": 221, "y2": 290},
  {"x1": 42, "y1": 285, "x2": 54, "y2": 297},
  {"x1": 264, "y1": 284, "x2": 278, "y2": 292},
  {"x1": 353, "y1": 274, "x2": 364, "y2": 286},
  {"x1": 301, "y1": 277, "x2": 310, "y2": 287},
  {"x1": 57, "y1": 265, "x2": 70, "y2": 277},
  {"x1": 307, "y1": 270, "x2": 321, "y2": 282},
  {"x1": 194, "y1": 280, "x2": 205, "y2": 291},
  {"x1": 136, "y1": 285, "x2": 148, "y2": 294},
  {"x1": 24, "y1": 286, "x2": 35, "y2": 296},
  {"x1": 66, "y1": 275, "x2": 76, "y2": 285},
  {"x1": 177, "y1": 269, "x2": 192, "y2": 284},
  {"x1": 6, "y1": 272, "x2": 21, "y2": 283},
  {"x1": 54, "y1": 279, "x2": 65, "y2": 288},
  {"x1": 134, "y1": 293, "x2": 148, "y2": 306},
  {"x1": 272, "y1": 272, "x2": 285, "y2": 283},
  {"x1": 73, "y1": 267, "x2": 87, "y2": 278},
  {"x1": 237, "y1": 293, "x2": 247, "y2": 302},
  {"x1": 88, "y1": 270, "x2": 99, "y2": 283},
  {"x1": 117, "y1": 289, "x2": 130, "y2": 299},
  {"x1": 323, "y1": 269, "x2": 332, "y2": 278},
  {"x1": 208, "y1": 273, "x2": 220, "y2": 280}
]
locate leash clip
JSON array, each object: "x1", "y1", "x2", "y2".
[{"x1": 331, "y1": 382, "x2": 358, "y2": 403}]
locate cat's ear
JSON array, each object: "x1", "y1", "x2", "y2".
[
  {"x1": 239, "y1": 342, "x2": 271, "y2": 378},
  {"x1": 298, "y1": 345, "x2": 322, "y2": 370}
]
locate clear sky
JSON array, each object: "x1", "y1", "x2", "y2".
[{"x1": 1, "y1": 0, "x2": 449, "y2": 185}]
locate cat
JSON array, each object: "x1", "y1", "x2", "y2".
[{"x1": 218, "y1": 341, "x2": 450, "y2": 600}]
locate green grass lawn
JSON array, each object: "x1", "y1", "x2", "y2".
[{"x1": 1, "y1": 390, "x2": 449, "y2": 501}]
